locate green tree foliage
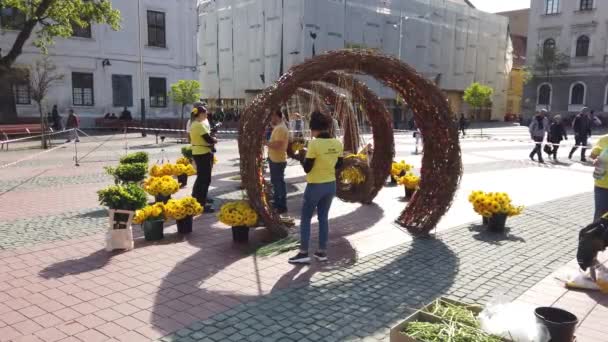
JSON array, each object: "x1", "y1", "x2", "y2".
[
  {"x1": 532, "y1": 49, "x2": 570, "y2": 81},
  {"x1": 169, "y1": 80, "x2": 201, "y2": 128},
  {"x1": 463, "y1": 82, "x2": 493, "y2": 111}
]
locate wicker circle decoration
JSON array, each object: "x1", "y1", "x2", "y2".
[{"x1": 239, "y1": 49, "x2": 462, "y2": 237}]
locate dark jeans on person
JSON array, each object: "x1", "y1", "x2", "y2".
[
  {"x1": 530, "y1": 136, "x2": 544, "y2": 162},
  {"x1": 300, "y1": 182, "x2": 336, "y2": 252},
  {"x1": 595, "y1": 186, "x2": 608, "y2": 221},
  {"x1": 268, "y1": 160, "x2": 287, "y2": 211},
  {"x1": 551, "y1": 144, "x2": 560, "y2": 159},
  {"x1": 570, "y1": 134, "x2": 589, "y2": 160},
  {"x1": 192, "y1": 153, "x2": 213, "y2": 205}
]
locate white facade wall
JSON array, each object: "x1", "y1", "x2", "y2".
[
  {"x1": 1, "y1": 0, "x2": 198, "y2": 127},
  {"x1": 198, "y1": 0, "x2": 512, "y2": 119}
]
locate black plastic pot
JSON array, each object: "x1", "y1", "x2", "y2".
[
  {"x1": 155, "y1": 194, "x2": 171, "y2": 204},
  {"x1": 482, "y1": 216, "x2": 489, "y2": 225},
  {"x1": 487, "y1": 213, "x2": 507, "y2": 233},
  {"x1": 535, "y1": 307, "x2": 577, "y2": 342},
  {"x1": 404, "y1": 187, "x2": 416, "y2": 201},
  {"x1": 143, "y1": 219, "x2": 164, "y2": 241},
  {"x1": 177, "y1": 216, "x2": 193, "y2": 234},
  {"x1": 232, "y1": 226, "x2": 250, "y2": 243},
  {"x1": 177, "y1": 174, "x2": 188, "y2": 188}
]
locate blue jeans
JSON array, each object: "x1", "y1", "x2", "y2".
[
  {"x1": 269, "y1": 160, "x2": 287, "y2": 211},
  {"x1": 300, "y1": 182, "x2": 336, "y2": 252},
  {"x1": 595, "y1": 186, "x2": 608, "y2": 221}
]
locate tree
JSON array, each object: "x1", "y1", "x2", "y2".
[
  {"x1": 0, "y1": 0, "x2": 121, "y2": 123},
  {"x1": 169, "y1": 80, "x2": 201, "y2": 130},
  {"x1": 29, "y1": 57, "x2": 63, "y2": 149},
  {"x1": 533, "y1": 48, "x2": 570, "y2": 83},
  {"x1": 463, "y1": 82, "x2": 493, "y2": 121}
]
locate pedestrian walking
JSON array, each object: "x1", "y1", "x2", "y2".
[
  {"x1": 65, "y1": 109, "x2": 80, "y2": 143},
  {"x1": 414, "y1": 128, "x2": 423, "y2": 155},
  {"x1": 266, "y1": 109, "x2": 289, "y2": 214},
  {"x1": 569, "y1": 107, "x2": 593, "y2": 162},
  {"x1": 459, "y1": 113, "x2": 468, "y2": 137},
  {"x1": 51, "y1": 105, "x2": 62, "y2": 131},
  {"x1": 528, "y1": 110, "x2": 549, "y2": 163},
  {"x1": 547, "y1": 115, "x2": 568, "y2": 161},
  {"x1": 190, "y1": 106, "x2": 216, "y2": 213},
  {"x1": 289, "y1": 111, "x2": 344, "y2": 265},
  {"x1": 590, "y1": 133, "x2": 608, "y2": 221}
]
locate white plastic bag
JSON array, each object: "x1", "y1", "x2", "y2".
[
  {"x1": 564, "y1": 269, "x2": 600, "y2": 291},
  {"x1": 479, "y1": 298, "x2": 550, "y2": 342}
]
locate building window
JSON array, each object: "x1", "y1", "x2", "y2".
[
  {"x1": 0, "y1": 7, "x2": 26, "y2": 30},
  {"x1": 147, "y1": 11, "x2": 166, "y2": 48},
  {"x1": 72, "y1": 72, "x2": 94, "y2": 106},
  {"x1": 580, "y1": 0, "x2": 593, "y2": 11},
  {"x1": 538, "y1": 83, "x2": 552, "y2": 105},
  {"x1": 543, "y1": 38, "x2": 556, "y2": 56},
  {"x1": 112, "y1": 75, "x2": 133, "y2": 107},
  {"x1": 71, "y1": 22, "x2": 92, "y2": 38},
  {"x1": 576, "y1": 35, "x2": 590, "y2": 57},
  {"x1": 570, "y1": 83, "x2": 585, "y2": 105},
  {"x1": 12, "y1": 71, "x2": 30, "y2": 105},
  {"x1": 545, "y1": 0, "x2": 560, "y2": 15},
  {"x1": 149, "y1": 77, "x2": 167, "y2": 107}
]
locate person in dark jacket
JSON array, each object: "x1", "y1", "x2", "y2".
[
  {"x1": 458, "y1": 113, "x2": 468, "y2": 137},
  {"x1": 529, "y1": 110, "x2": 549, "y2": 163},
  {"x1": 569, "y1": 107, "x2": 592, "y2": 162},
  {"x1": 547, "y1": 115, "x2": 568, "y2": 161}
]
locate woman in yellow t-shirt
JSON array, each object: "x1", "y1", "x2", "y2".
[
  {"x1": 190, "y1": 106, "x2": 217, "y2": 213},
  {"x1": 590, "y1": 134, "x2": 608, "y2": 220},
  {"x1": 289, "y1": 112, "x2": 344, "y2": 265}
]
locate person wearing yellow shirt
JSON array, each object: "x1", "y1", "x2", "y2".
[
  {"x1": 590, "y1": 134, "x2": 608, "y2": 221},
  {"x1": 266, "y1": 109, "x2": 289, "y2": 214},
  {"x1": 289, "y1": 111, "x2": 344, "y2": 265},
  {"x1": 190, "y1": 106, "x2": 217, "y2": 213}
]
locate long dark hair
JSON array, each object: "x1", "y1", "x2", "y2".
[{"x1": 309, "y1": 111, "x2": 331, "y2": 131}]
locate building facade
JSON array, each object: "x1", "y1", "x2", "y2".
[
  {"x1": 499, "y1": 9, "x2": 529, "y2": 118},
  {"x1": 198, "y1": 0, "x2": 513, "y2": 122},
  {"x1": 0, "y1": 0, "x2": 198, "y2": 127},
  {"x1": 524, "y1": 0, "x2": 608, "y2": 119}
]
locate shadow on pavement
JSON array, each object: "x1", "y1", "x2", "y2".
[
  {"x1": 468, "y1": 223, "x2": 526, "y2": 245},
  {"x1": 38, "y1": 249, "x2": 121, "y2": 278}
]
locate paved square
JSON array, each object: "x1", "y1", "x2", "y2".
[{"x1": 0, "y1": 126, "x2": 605, "y2": 341}]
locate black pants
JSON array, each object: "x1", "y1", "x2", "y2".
[
  {"x1": 551, "y1": 144, "x2": 560, "y2": 158},
  {"x1": 530, "y1": 137, "x2": 544, "y2": 161},
  {"x1": 569, "y1": 134, "x2": 588, "y2": 160},
  {"x1": 460, "y1": 126, "x2": 466, "y2": 136},
  {"x1": 192, "y1": 153, "x2": 213, "y2": 205}
]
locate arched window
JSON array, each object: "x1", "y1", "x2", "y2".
[
  {"x1": 576, "y1": 35, "x2": 590, "y2": 57},
  {"x1": 543, "y1": 38, "x2": 556, "y2": 56},
  {"x1": 538, "y1": 84, "x2": 552, "y2": 105},
  {"x1": 570, "y1": 83, "x2": 586, "y2": 105}
]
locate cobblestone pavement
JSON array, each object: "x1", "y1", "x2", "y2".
[{"x1": 160, "y1": 193, "x2": 593, "y2": 342}]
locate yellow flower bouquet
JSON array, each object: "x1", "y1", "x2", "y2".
[
  {"x1": 133, "y1": 203, "x2": 166, "y2": 224},
  {"x1": 391, "y1": 161, "x2": 413, "y2": 181},
  {"x1": 176, "y1": 157, "x2": 191, "y2": 166},
  {"x1": 218, "y1": 201, "x2": 259, "y2": 227},
  {"x1": 398, "y1": 173, "x2": 420, "y2": 190},
  {"x1": 150, "y1": 163, "x2": 195, "y2": 177},
  {"x1": 468, "y1": 191, "x2": 524, "y2": 218},
  {"x1": 468, "y1": 191, "x2": 524, "y2": 232},
  {"x1": 340, "y1": 154, "x2": 367, "y2": 185},
  {"x1": 164, "y1": 197, "x2": 203, "y2": 220},
  {"x1": 143, "y1": 176, "x2": 180, "y2": 197}
]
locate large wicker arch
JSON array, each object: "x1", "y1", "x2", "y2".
[{"x1": 239, "y1": 49, "x2": 462, "y2": 237}]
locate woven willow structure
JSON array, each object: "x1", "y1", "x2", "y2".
[{"x1": 239, "y1": 49, "x2": 462, "y2": 237}]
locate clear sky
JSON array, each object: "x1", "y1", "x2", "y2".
[{"x1": 469, "y1": 0, "x2": 530, "y2": 13}]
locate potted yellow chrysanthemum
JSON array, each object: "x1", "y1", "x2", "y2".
[
  {"x1": 391, "y1": 161, "x2": 413, "y2": 185},
  {"x1": 468, "y1": 191, "x2": 524, "y2": 232},
  {"x1": 164, "y1": 197, "x2": 203, "y2": 234},
  {"x1": 397, "y1": 173, "x2": 420, "y2": 200},
  {"x1": 218, "y1": 201, "x2": 259, "y2": 243},
  {"x1": 143, "y1": 175, "x2": 180, "y2": 203},
  {"x1": 133, "y1": 202, "x2": 166, "y2": 241}
]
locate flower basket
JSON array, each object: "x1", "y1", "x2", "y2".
[
  {"x1": 177, "y1": 174, "x2": 188, "y2": 188},
  {"x1": 143, "y1": 219, "x2": 164, "y2": 241},
  {"x1": 232, "y1": 226, "x2": 250, "y2": 243},
  {"x1": 487, "y1": 213, "x2": 508, "y2": 233},
  {"x1": 155, "y1": 194, "x2": 171, "y2": 204},
  {"x1": 336, "y1": 155, "x2": 374, "y2": 203},
  {"x1": 176, "y1": 215, "x2": 193, "y2": 234},
  {"x1": 404, "y1": 187, "x2": 416, "y2": 201}
]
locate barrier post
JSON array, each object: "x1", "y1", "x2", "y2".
[{"x1": 73, "y1": 137, "x2": 80, "y2": 167}]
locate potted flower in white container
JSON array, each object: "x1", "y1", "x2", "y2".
[{"x1": 97, "y1": 184, "x2": 147, "y2": 251}]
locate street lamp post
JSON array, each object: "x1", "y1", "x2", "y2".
[{"x1": 137, "y1": 0, "x2": 147, "y2": 137}]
